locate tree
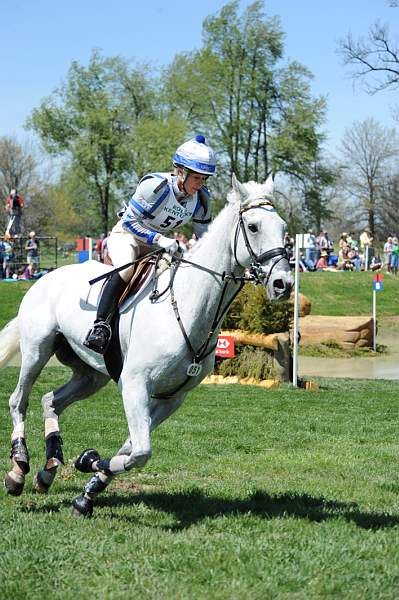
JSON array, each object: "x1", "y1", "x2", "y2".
[
  {"x1": 379, "y1": 172, "x2": 399, "y2": 236},
  {"x1": 162, "y1": 1, "x2": 330, "y2": 223},
  {"x1": 27, "y1": 50, "x2": 155, "y2": 233},
  {"x1": 339, "y1": 118, "x2": 399, "y2": 238},
  {"x1": 339, "y1": 21, "x2": 399, "y2": 94},
  {"x1": 0, "y1": 136, "x2": 38, "y2": 233}
]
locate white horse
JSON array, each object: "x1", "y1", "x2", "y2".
[{"x1": 0, "y1": 175, "x2": 293, "y2": 516}]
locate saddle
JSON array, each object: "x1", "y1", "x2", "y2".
[
  {"x1": 102, "y1": 252, "x2": 172, "y2": 383},
  {"x1": 103, "y1": 253, "x2": 156, "y2": 306}
]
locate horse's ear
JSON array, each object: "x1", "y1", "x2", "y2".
[
  {"x1": 263, "y1": 173, "x2": 274, "y2": 197},
  {"x1": 231, "y1": 173, "x2": 249, "y2": 204}
]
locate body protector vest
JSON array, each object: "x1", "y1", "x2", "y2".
[{"x1": 122, "y1": 172, "x2": 212, "y2": 243}]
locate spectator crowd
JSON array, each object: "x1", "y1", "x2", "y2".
[
  {"x1": 0, "y1": 231, "x2": 41, "y2": 280},
  {"x1": 283, "y1": 229, "x2": 399, "y2": 275}
]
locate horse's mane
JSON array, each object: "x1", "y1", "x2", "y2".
[{"x1": 188, "y1": 196, "x2": 237, "y2": 257}]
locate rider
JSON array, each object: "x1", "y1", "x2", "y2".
[{"x1": 84, "y1": 134, "x2": 216, "y2": 354}]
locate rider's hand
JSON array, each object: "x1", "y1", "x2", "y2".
[{"x1": 155, "y1": 235, "x2": 179, "y2": 255}]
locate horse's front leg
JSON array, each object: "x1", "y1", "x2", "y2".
[
  {"x1": 71, "y1": 376, "x2": 152, "y2": 517},
  {"x1": 71, "y1": 391, "x2": 188, "y2": 517}
]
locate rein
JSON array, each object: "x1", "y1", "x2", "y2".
[{"x1": 152, "y1": 199, "x2": 289, "y2": 399}]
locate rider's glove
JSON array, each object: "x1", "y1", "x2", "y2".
[{"x1": 155, "y1": 234, "x2": 179, "y2": 255}]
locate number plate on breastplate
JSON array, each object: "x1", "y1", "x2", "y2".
[{"x1": 187, "y1": 363, "x2": 202, "y2": 377}]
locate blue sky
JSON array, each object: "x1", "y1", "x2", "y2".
[{"x1": 1, "y1": 0, "x2": 398, "y2": 156}]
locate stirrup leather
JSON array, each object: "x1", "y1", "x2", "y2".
[{"x1": 83, "y1": 321, "x2": 112, "y2": 354}]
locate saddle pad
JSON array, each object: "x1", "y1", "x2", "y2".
[{"x1": 102, "y1": 257, "x2": 157, "y2": 382}]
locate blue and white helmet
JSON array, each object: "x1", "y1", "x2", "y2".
[{"x1": 173, "y1": 135, "x2": 216, "y2": 176}]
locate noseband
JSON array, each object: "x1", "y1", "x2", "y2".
[{"x1": 233, "y1": 200, "x2": 289, "y2": 285}]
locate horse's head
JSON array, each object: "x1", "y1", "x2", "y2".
[{"x1": 229, "y1": 174, "x2": 293, "y2": 300}]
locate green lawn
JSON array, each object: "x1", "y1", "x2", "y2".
[
  {"x1": 299, "y1": 270, "x2": 399, "y2": 316},
  {"x1": 1, "y1": 371, "x2": 399, "y2": 599}
]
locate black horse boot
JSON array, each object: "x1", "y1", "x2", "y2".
[{"x1": 83, "y1": 272, "x2": 127, "y2": 354}]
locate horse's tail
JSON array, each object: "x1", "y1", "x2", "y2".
[{"x1": 0, "y1": 318, "x2": 20, "y2": 368}]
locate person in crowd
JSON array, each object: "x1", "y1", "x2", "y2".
[
  {"x1": 303, "y1": 228, "x2": 317, "y2": 270},
  {"x1": 316, "y1": 250, "x2": 329, "y2": 271},
  {"x1": 284, "y1": 233, "x2": 294, "y2": 262},
  {"x1": 25, "y1": 231, "x2": 40, "y2": 278},
  {"x1": 391, "y1": 237, "x2": 399, "y2": 276},
  {"x1": 370, "y1": 254, "x2": 382, "y2": 271},
  {"x1": 317, "y1": 230, "x2": 334, "y2": 260},
  {"x1": 101, "y1": 232, "x2": 110, "y2": 264},
  {"x1": 84, "y1": 134, "x2": 216, "y2": 354},
  {"x1": 5, "y1": 189, "x2": 24, "y2": 236},
  {"x1": 383, "y1": 236, "x2": 393, "y2": 273},
  {"x1": 0, "y1": 238, "x2": 4, "y2": 278},
  {"x1": 96, "y1": 233, "x2": 106, "y2": 262},
  {"x1": 2, "y1": 238, "x2": 14, "y2": 278},
  {"x1": 173, "y1": 231, "x2": 188, "y2": 252},
  {"x1": 338, "y1": 232, "x2": 348, "y2": 251},
  {"x1": 359, "y1": 227, "x2": 373, "y2": 249},
  {"x1": 360, "y1": 226, "x2": 374, "y2": 269},
  {"x1": 347, "y1": 232, "x2": 358, "y2": 250},
  {"x1": 186, "y1": 233, "x2": 198, "y2": 252},
  {"x1": 337, "y1": 241, "x2": 350, "y2": 270},
  {"x1": 348, "y1": 246, "x2": 362, "y2": 271},
  {"x1": 17, "y1": 264, "x2": 32, "y2": 280}
]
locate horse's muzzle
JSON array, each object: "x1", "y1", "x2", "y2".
[{"x1": 267, "y1": 269, "x2": 293, "y2": 301}]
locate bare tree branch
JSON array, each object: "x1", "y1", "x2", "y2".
[{"x1": 338, "y1": 22, "x2": 399, "y2": 93}]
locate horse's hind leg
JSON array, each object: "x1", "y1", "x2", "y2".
[
  {"x1": 34, "y1": 365, "x2": 109, "y2": 494},
  {"x1": 5, "y1": 338, "x2": 56, "y2": 496}
]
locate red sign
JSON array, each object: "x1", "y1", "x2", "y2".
[
  {"x1": 373, "y1": 273, "x2": 384, "y2": 282},
  {"x1": 215, "y1": 335, "x2": 235, "y2": 358}
]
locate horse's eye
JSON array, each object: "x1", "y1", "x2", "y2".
[{"x1": 248, "y1": 223, "x2": 258, "y2": 233}]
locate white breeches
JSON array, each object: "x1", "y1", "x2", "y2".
[{"x1": 107, "y1": 220, "x2": 152, "y2": 282}]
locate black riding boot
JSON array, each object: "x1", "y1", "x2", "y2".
[{"x1": 83, "y1": 273, "x2": 127, "y2": 354}]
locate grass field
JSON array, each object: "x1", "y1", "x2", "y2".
[
  {"x1": 1, "y1": 269, "x2": 399, "y2": 598},
  {"x1": 299, "y1": 270, "x2": 399, "y2": 316},
  {"x1": 1, "y1": 371, "x2": 399, "y2": 599}
]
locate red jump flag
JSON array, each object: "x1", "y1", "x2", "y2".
[{"x1": 215, "y1": 335, "x2": 235, "y2": 358}]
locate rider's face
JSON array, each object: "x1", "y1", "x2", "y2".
[{"x1": 182, "y1": 171, "x2": 208, "y2": 195}]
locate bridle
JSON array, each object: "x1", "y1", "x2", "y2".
[
  {"x1": 151, "y1": 198, "x2": 290, "y2": 398},
  {"x1": 233, "y1": 200, "x2": 289, "y2": 286}
]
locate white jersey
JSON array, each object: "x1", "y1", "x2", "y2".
[{"x1": 122, "y1": 172, "x2": 211, "y2": 244}]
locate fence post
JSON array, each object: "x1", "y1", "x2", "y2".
[{"x1": 292, "y1": 234, "x2": 304, "y2": 387}]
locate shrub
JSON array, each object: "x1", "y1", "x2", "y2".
[
  {"x1": 224, "y1": 284, "x2": 291, "y2": 334},
  {"x1": 214, "y1": 345, "x2": 278, "y2": 379}
]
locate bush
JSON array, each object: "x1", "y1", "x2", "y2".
[
  {"x1": 214, "y1": 345, "x2": 278, "y2": 379},
  {"x1": 224, "y1": 284, "x2": 291, "y2": 334}
]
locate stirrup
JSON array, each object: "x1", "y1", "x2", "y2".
[{"x1": 83, "y1": 321, "x2": 112, "y2": 354}]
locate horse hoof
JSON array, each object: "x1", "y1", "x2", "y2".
[
  {"x1": 74, "y1": 449, "x2": 100, "y2": 473},
  {"x1": 33, "y1": 472, "x2": 50, "y2": 494},
  {"x1": 71, "y1": 494, "x2": 93, "y2": 518},
  {"x1": 4, "y1": 472, "x2": 25, "y2": 496}
]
